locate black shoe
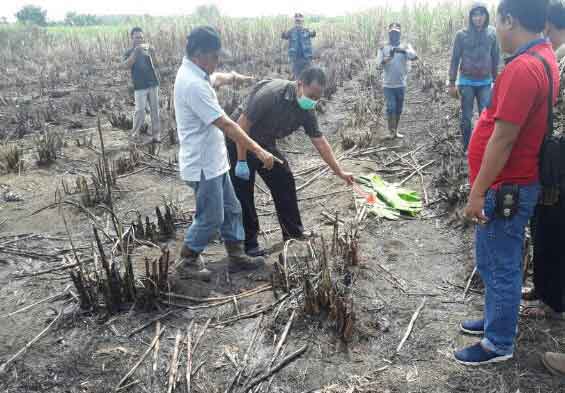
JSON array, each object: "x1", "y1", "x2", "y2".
[
  {"x1": 284, "y1": 230, "x2": 314, "y2": 243},
  {"x1": 246, "y1": 246, "x2": 266, "y2": 257}
]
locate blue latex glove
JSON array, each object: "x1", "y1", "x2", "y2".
[{"x1": 235, "y1": 161, "x2": 250, "y2": 180}]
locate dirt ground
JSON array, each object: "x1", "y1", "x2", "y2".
[{"x1": 1, "y1": 56, "x2": 565, "y2": 393}]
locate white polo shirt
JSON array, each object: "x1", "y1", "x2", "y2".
[{"x1": 174, "y1": 57, "x2": 229, "y2": 182}]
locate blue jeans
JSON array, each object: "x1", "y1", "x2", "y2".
[
  {"x1": 459, "y1": 85, "x2": 492, "y2": 151},
  {"x1": 476, "y1": 183, "x2": 540, "y2": 355},
  {"x1": 184, "y1": 172, "x2": 245, "y2": 253},
  {"x1": 384, "y1": 87, "x2": 405, "y2": 116},
  {"x1": 292, "y1": 58, "x2": 311, "y2": 80}
]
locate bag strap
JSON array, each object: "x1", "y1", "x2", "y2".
[{"x1": 529, "y1": 51, "x2": 555, "y2": 137}]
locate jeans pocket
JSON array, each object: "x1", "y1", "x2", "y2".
[
  {"x1": 503, "y1": 185, "x2": 540, "y2": 237},
  {"x1": 484, "y1": 189, "x2": 497, "y2": 240},
  {"x1": 484, "y1": 189, "x2": 496, "y2": 219}
]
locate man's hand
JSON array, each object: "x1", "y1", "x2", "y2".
[
  {"x1": 338, "y1": 171, "x2": 354, "y2": 185},
  {"x1": 232, "y1": 72, "x2": 255, "y2": 87},
  {"x1": 383, "y1": 56, "x2": 393, "y2": 64},
  {"x1": 448, "y1": 85, "x2": 459, "y2": 99},
  {"x1": 464, "y1": 192, "x2": 488, "y2": 225},
  {"x1": 235, "y1": 161, "x2": 251, "y2": 180},
  {"x1": 256, "y1": 150, "x2": 283, "y2": 170}
]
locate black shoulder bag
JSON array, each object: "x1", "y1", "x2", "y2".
[{"x1": 530, "y1": 52, "x2": 565, "y2": 205}]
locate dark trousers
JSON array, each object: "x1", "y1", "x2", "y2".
[
  {"x1": 533, "y1": 199, "x2": 565, "y2": 313},
  {"x1": 227, "y1": 141, "x2": 304, "y2": 251},
  {"x1": 292, "y1": 57, "x2": 311, "y2": 80}
]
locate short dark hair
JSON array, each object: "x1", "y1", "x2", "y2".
[
  {"x1": 295, "y1": 13, "x2": 304, "y2": 18},
  {"x1": 186, "y1": 26, "x2": 222, "y2": 57},
  {"x1": 388, "y1": 22, "x2": 401, "y2": 31},
  {"x1": 497, "y1": 0, "x2": 548, "y2": 33},
  {"x1": 299, "y1": 66, "x2": 327, "y2": 87},
  {"x1": 548, "y1": 0, "x2": 565, "y2": 29},
  {"x1": 130, "y1": 27, "x2": 143, "y2": 37}
]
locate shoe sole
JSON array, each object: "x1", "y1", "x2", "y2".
[
  {"x1": 459, "y1": 323, "x2": 484, "y2": 336},
  {"x1": 228, "y1": 265, "x2": 263, "y2": 274},
  {"x1": 541, "y1": 355, "x2": 565, "y2": 377},
  {"x1": 455, "y1": 353, "x2": 513, "y2": 366},
  {"x1": 246, "y1": 251, "x2": 267, "y2": 257},
  {"x1": 175, "y1": 272, "x2": 212, "y2": 282},
  {"x1": 458, "y1": 324, "x2": 519, "y2": 336}
]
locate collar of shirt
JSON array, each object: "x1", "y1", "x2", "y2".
[
  {"x1": 183, "y1": 57, "x2": 211, "y2": 83},
  {"x1": 283, "y1": 82, "x2": 299, "y2": 103},
  {"x1": 504, "y1": 37, "x2": 548, "y2": 64}
]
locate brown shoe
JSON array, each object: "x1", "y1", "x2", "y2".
[
  {"x1": 542, "y1": 352, "x2": 565, "y2": 377},
  {"x1": 225, "y1": 241, "x2": 265, "y2": 273},
  {"x1": 176, "y1": 246, "x2": 212, "y2": 281},
  {"x1": 180, "y1": 245, "x2": 197, "y2": 260}
]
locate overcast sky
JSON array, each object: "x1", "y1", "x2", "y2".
[{"x1": 1, "y1": 0, "x2": 492, "y2": 21}]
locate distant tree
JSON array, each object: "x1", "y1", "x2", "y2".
[
  {"x1": 194, "y1": 5, "x2": 221, "y2": 21},
  {"x1": 15, "y1": 5, "x2": 47, "y2": 26},
  {"x1": 64, "y1": 12, "x2": 100, "y2": 26},
  {"x1": 0, "y1": 17, "x2": 8, "y2": 24}
]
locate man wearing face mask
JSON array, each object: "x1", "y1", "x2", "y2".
[
  {"x1": 449, "y1": 3, "x2": 501, "y2": 151},
  {"x1": 376, "y1": 23, "x2": 418, "y2": 139},
  {"x1": 227, "y1": 67, "x2": 354, "y2": 257}
]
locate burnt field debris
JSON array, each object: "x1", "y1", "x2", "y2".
[{"x1": 1, "y1": 4, "x2": 565, "y2": 393}]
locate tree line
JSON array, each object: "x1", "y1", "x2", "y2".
[{"x1": 10, "y1": 4, "x2": 222, "y2": 27}]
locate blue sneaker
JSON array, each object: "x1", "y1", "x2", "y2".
[
  {"x1": 454, "y1": 343, "x2": 513, "y2": 366},
  {"x1": 459, "y1": 319, "x2": 518, "y2": 336},
  {"x1": 459, "y1": 319, "x2": 484, "y2": 336}
]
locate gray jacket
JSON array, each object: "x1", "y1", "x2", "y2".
[
  {"x1": 449, "y1": 2, "x2": 500, "y2": 83},
  {"x1": 376, "y1": 43, "x2": 418, "y2": 88}
]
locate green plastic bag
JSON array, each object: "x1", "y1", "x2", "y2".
[{"x1": 357, "y1": 174, "x2": 422, "y2": 218}]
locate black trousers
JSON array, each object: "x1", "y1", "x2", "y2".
[
  {"x1": 226, "y1": 141, "x2": 304, "y2": 250},
  {"x1": 533, "y1": 200, "x2": 565, "y2": 313}
]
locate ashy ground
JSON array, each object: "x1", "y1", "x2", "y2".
[{"x1": 0, "y1": 57, "x2": 564, "y2": 393}]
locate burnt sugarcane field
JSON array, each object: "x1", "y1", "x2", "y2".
[{"x1": 2, "y1": 1, "x2": 565, "y2": 392}]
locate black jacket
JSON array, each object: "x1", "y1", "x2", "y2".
[{"x1": 449, "y1": 2, "x2": 500, "y2": 83}]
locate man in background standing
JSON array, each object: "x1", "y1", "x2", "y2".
[
  {"x1": 282, "y1": 13, "x2": 316, "y2": 79},
  {"x1": 123, "y1": 27, "x2": 161, "y2": 145},
  {"x1": 448, "y1": 3, "x2": 500, "y2": 151},
  {"x1": 376, "y1": 23, "x2": 418, "y2": 139}
]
